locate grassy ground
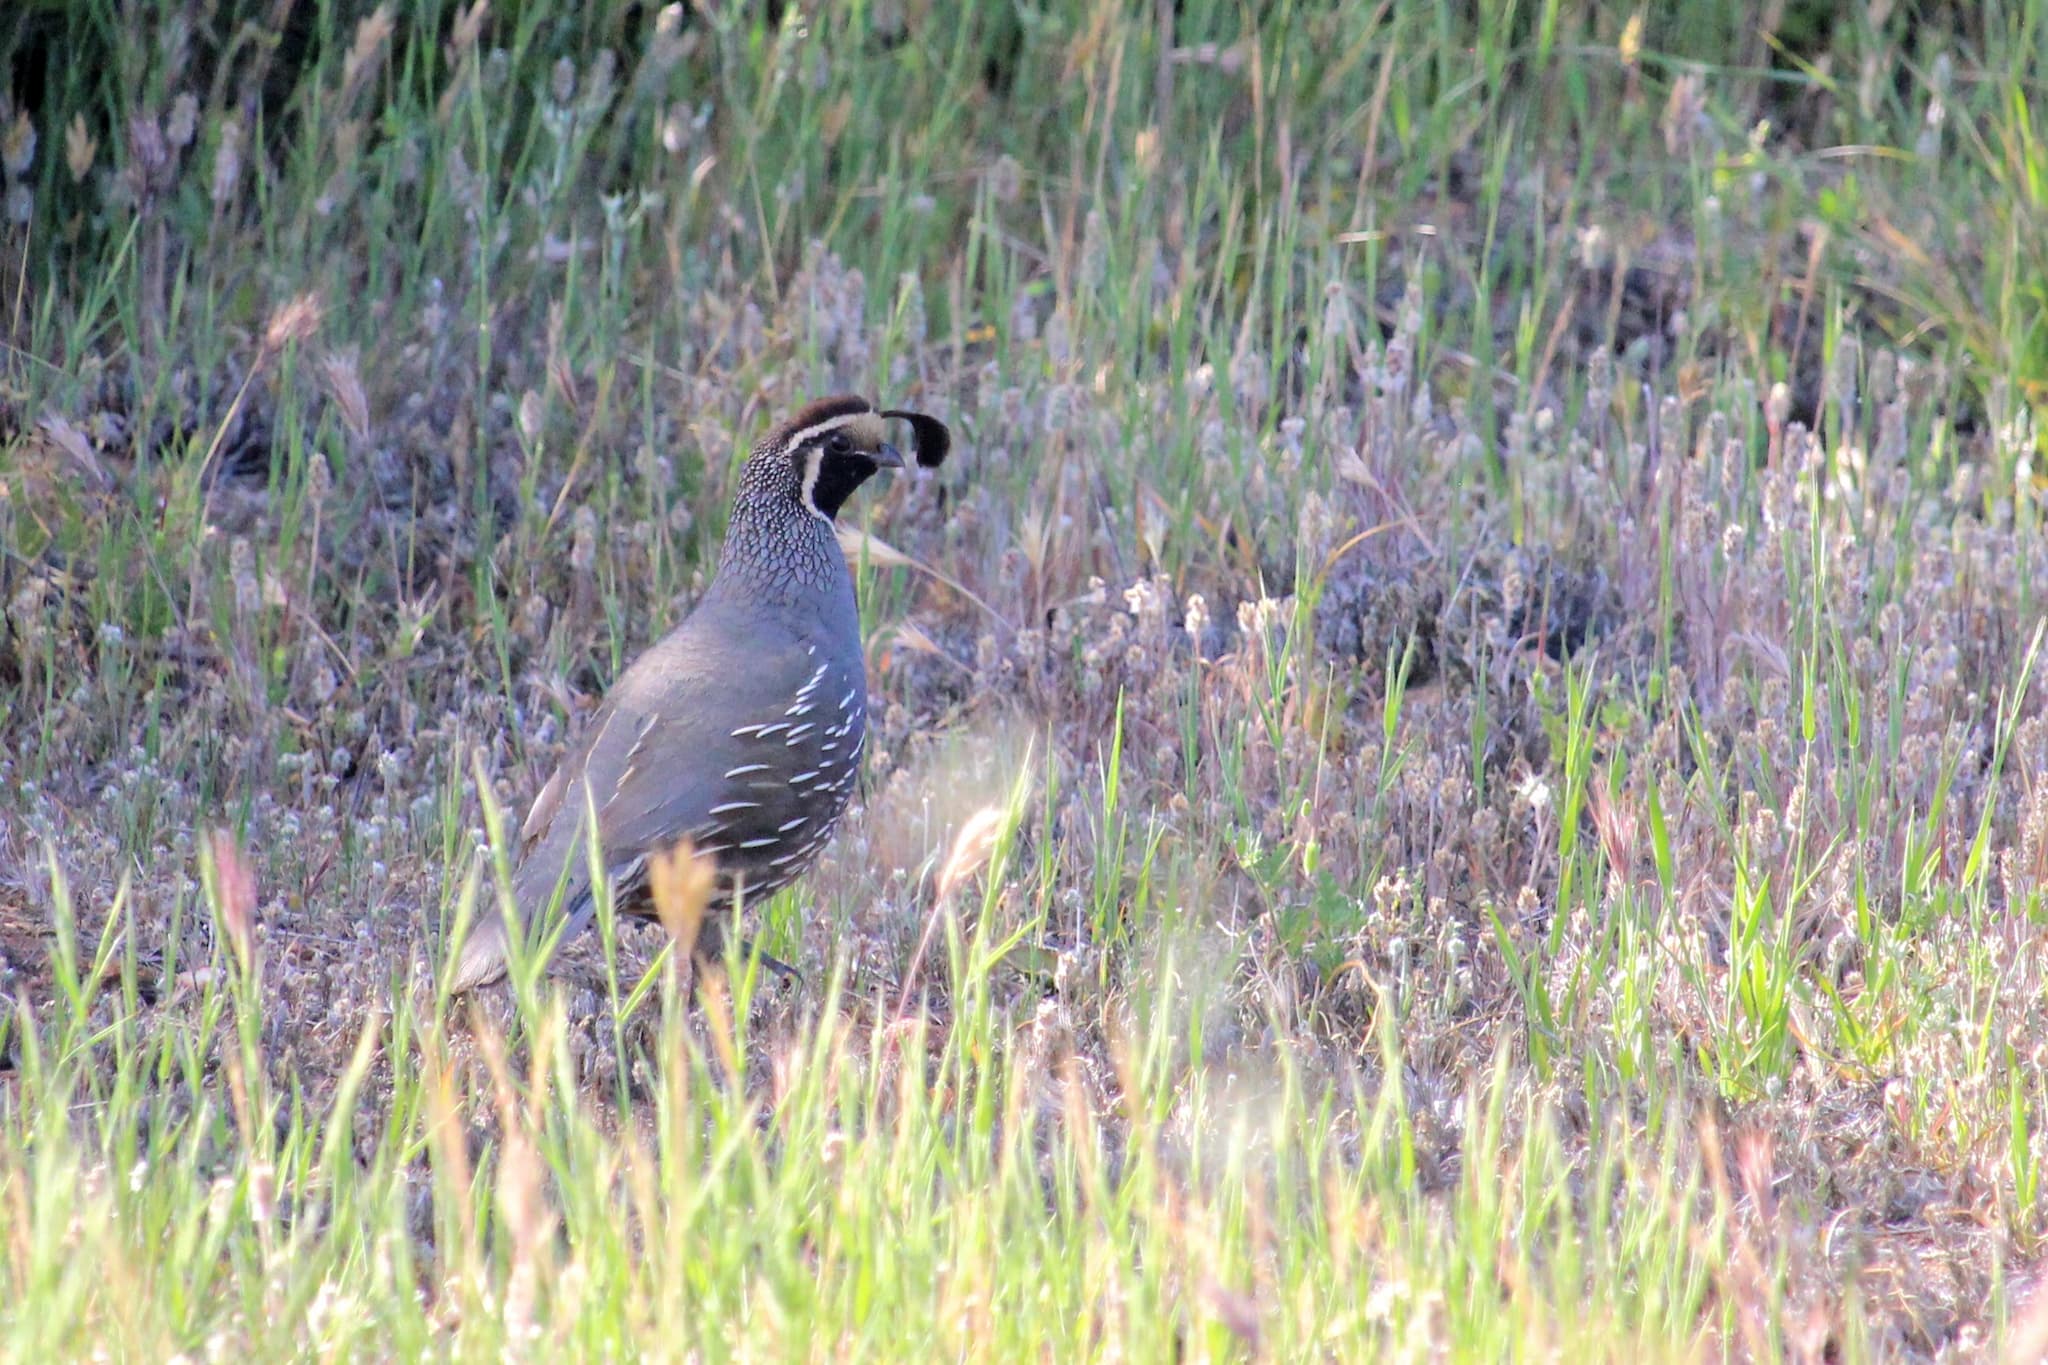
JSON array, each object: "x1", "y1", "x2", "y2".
[{"x1": 4, "y1": 0, "x2": 2048, "y2": 1357}]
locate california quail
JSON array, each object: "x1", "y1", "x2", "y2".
[{"x1": 451, "y1": 395, "x2": 951, "y2": 993}]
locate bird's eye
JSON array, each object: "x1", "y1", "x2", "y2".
[{"x1": 826, "y1": 432, "x2": 853, "y2": 456}]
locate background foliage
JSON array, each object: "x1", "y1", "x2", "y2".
[{"x1": 4, "y1": 0, "x2": 2048, "y2": 1357}]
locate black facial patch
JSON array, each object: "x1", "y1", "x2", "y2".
[{"x1": 804, "y1": 445, "x2": 881, "y2": 520}]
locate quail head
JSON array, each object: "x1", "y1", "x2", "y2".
[{"x1": 451, "y1": 395, "x2": 951, "y2": 993}]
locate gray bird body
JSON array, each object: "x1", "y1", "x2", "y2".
[{"x1": 451, "y1": 396, "x2": 948, "y2": 993}]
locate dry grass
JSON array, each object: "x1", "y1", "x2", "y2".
[{"x1": 3, "y1": 0, "x2": 2048, "y2": 1357}]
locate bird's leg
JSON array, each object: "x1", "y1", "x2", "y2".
[
  {"x1": 687, "y1": 913, "x2": 803, "y2": 991},
  {"x1": 730, "y1": 937, "x2": 804, "y2": 990},
  {"x1": 688, "y1": 937, "x2": 803, "y2": 994}
]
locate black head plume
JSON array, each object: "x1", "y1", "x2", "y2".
[
  {"x1": 735, "y1": 396, "x2": 952, "y2": 525},
  {"x1": 880, "y1": 409, "x2": 951, "y2": 468}
]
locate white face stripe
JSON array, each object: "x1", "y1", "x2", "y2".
[
  {"x1": 798, "y1": 448, "x2": 833, "y2": 524},
  {"x1": 790, "y1": 411, "x2": 885, "y2": 523},
  {"x1": 783, "y1": 410, "x2": 886, "y2": 453}
]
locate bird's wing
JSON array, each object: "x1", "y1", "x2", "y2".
[
  {"x1": 451, "y1": 608, "x2": 855, "y2": 993},
  {"x1": 519, "y1": 745, "x2": 571, "y2": 847},
  {"x1": 451, "y1": 621, "x2": 746, "y2": 993},
  {"x1": 512, "y1": 610, "x2": 838, "y2": 910},
  {"x1": 592, "y1": 624, "x2": 847, "y2": 873},
  {"x1": 509, "y1": 653, "x2": 720, "y2": 916}
]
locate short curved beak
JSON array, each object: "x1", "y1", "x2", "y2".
[{"x1": 873, "y1": 442, "x2": 906, "y2": 469}]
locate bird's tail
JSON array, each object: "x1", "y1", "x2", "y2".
[
  {"x1": 448, "y1": 909, "x2": 511, "y2": 994},
  {"x1": 447, "y1": 886, "x2": 597, "y2": 995}
]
